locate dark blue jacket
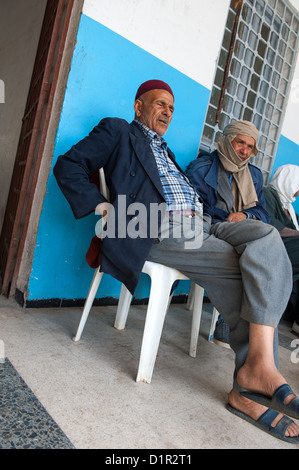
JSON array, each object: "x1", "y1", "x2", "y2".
[
  {"x1": 186, "y1": 150, "x2": 270, "y2": 224},
  {"x1": 54, "y1": 118, "x2": 184, "y2": 294}
]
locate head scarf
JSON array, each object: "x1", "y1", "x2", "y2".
[
  {"x1": 223, "y1": 120, "x2": 259, "y2": 156},
  {"x1": 269, "y1": 164, "x2": 299, "y2": 229},
  {"x1": 217, "y1": 120, "x2": 259, "y2": 211}
]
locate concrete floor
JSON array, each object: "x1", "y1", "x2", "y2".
[{"x1": 0, "y1": 294, "x2": 299, "y2": 449}]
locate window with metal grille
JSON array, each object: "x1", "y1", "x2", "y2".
[{"x1": 200, "y1": 0, "x2": 299, "y2": 183}]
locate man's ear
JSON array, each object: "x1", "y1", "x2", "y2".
[{"x1": 134, "y1": 99, "x2": 143, "y2": 118}]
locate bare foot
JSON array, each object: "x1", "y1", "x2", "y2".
[
  {"x1": 229, "y1": 389, "x2": 299, "y2": 438},
  {"x1": 236, "y1": 362, "x2": 295, "y2": 405}
]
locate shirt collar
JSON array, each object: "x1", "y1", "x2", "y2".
[{"x1": 135, "y1": 120, "x2": 167, "y2": 148}]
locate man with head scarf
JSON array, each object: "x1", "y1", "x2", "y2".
[
  {"x1": 54, "y1": 87, "x2": 299, "y2": 443},
  {"x1": 186, "y1": 120, "x2": 269, "y2": 224},
  {"x1": 264, "y1": 164, "x2": 299, "y2": 335},
  {"x1": 186, "y1": 120, "x2": 270, "y2": 349}
]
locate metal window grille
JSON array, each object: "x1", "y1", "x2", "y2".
[{"x1": 200, "y1": 0, "x2": 299, "y2": 182}]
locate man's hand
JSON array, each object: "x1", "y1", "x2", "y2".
[
  {"x1": 226, "y1": 212, "x2": 247, "y2": 223},
  {"x1": 280, "y1": 227, "x2": 299, "y2": 238},
  {"x1": 95, "y1": 202, "x2": 111, "y2": 238},
  {"x1": 95, "y1": 201, "x2": 110, "y2": 217}
]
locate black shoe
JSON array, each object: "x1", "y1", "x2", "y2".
[{"x1": 213, "y1": 316, "x2": 231, "y2": 349}]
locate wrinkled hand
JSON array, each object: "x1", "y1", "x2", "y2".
[
  {"x1": 280, "y1": 227, "x2": 299, "y2": 237},
  {"x1": 95, "y1": 202, "x2": 111, "y2": 238},
  {"x1": 226, "y1": 212, "x2": 247, "y2": 223},
  {"x1": 95, "y1": 201, "x2": 110, "y2": 217}
]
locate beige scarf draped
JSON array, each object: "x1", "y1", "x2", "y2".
[{"x1": 217, "y1": 120, "x2": 259, "y2": 212}]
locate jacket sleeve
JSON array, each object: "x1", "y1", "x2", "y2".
[
  {"x1": 53, "y1": 118, "x2": 126, "y2": 219},
  {"x1": 185, "y1": 156, "x2": 216, "y2": 218},
  {"x1": 244, "y1": 167, "x2": 270, "y2": 223},
  {"x1": 186, "y1": 156, "x2": 270, "y2": 223}
]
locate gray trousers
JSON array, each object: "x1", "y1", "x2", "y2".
[{"x1": 147, "y1": 215, "x2": 293, "y2": 390}]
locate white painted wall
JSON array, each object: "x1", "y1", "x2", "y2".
[
  {"x1": 282, "y1": 52, "x2": 299, "y2": 144},
  {"x1": 83, "y1": 0, "x2": 230, "y2": 90},
  {"x1": 290, "y1": 0, "x2": 299, "y2": 14},
  {"x1": 83, "y1": 0, "x2": 299, "y2": 145},
  {"x1": 281, "y1": 0, "x2": 299, "y2": 144}
]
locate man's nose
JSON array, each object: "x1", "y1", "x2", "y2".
[{"x1": 163, "y1": 107, "x2": 172, "y2": 116}]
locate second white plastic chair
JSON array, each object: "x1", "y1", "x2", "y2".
[{"x1": 187, "y1": 281, "x2": 219, "y2": 343}]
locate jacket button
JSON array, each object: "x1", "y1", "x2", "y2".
[
  {"x1": 130, "y1": 193, "x2": 136, "y2": 199},
  {"x1": 130, "y1": 171, "x2": 136, "y2": 176}
]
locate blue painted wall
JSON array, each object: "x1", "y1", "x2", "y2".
[
  {"x1": 27, "y1": 13, "x2": 299, "y2": 302},
  {"x1": 27, "y1": 15, "x2": 210, "y2": 301}
]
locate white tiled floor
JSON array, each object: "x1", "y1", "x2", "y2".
[{"x1": 1, "y1": 294, "x2": 299, "y2": 449}]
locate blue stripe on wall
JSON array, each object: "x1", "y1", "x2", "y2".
[{"x1": 27, "y1": 14, "x2": 210, "y2": 301}]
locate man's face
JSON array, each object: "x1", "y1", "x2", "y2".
[
  {"x1": 134, "y1": 89, "x2": 174, "y2": 136},
  {"x1": 231, "y1": 134, "x2": 256, "y2": 161}
]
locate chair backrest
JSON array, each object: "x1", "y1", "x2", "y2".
[
  {"x1": 99, "y1": 168, "x2": 109, "y2": 201},
  {"x1": 85, "y1": 169, "x2": 108, "y2": 268}
]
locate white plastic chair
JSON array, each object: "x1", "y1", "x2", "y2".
[
  {"x1": 72, "y1": 169, "x2": 216, "y2": 383},
  {"x1": 72, "y1": 260, "x2": 208, "y2": 382},
  {"x1": 114, "y1": 261, "x2": 206, "y2": 383},
  {"x1": 187, "y1": 281, "x2": 219, "y2": 343}
]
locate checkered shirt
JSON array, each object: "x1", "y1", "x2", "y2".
[{"x1": 135, "y1": 121, "x2": 201, "y2": 211}]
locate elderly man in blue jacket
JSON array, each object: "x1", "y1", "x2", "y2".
[
  {"x1": 54, "y1": 81, "x2": 299, "y2": 442},
  {"x1": 186, "y1": 121, "x2": 269, "y2": 224},
  {"x1": 186, "y1": 121, "x2": 270, "y2": 350}
]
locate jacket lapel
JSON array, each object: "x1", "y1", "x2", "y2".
[
  {"x1": 204, "y1": 153, "x2": 234, "y2": 211},
  {"x1": 129, "y1": 122, "x2": 165, "y2": 199},
  {"x1": 216, "y1": 163, "x2": 235, "y2": 212}
]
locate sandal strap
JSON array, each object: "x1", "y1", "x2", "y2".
[
  {"x1": 258, "y1": 408, "x2": 279, "y2": 426},
  {"x1": 273, "y1": 384, "x2": 294, "y2": 405},
  {"x1": 273, "y1": 383, "x2": 299, "y2": 414},
  {"x1": 258, "y1": 409, "x2": 295, "y2": 437}
]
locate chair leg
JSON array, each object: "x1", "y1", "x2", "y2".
[
  {"x1": 208, "y1": 308, "x2": 219, "y2": 342},
  {"x1": 186, "y1": 281, "x2": 195, "y2": 311},
  {"x1": 136, "y1": 276, "x2": 174, "y2": 384},
  {"x1": 189, "y1": 285, "x2": 204, "y2": 358},
  {"x1": 72, "y1": 269, "x2": 103, "y2": 342},
  {"x1": 114, "y1": 284, "x2": 133, "y2": 330}
]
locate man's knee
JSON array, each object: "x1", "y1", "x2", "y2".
[{"x1": 211, "y1": 219, "x2": 278, "y2": 246}]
